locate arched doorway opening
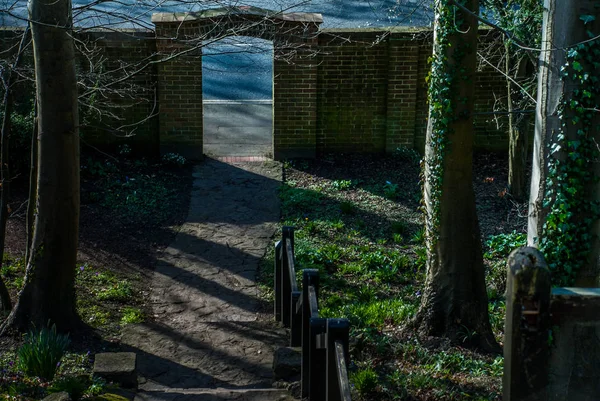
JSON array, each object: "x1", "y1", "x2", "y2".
[
  {"x1": 153, "y1": 8, "x2": 322, "y2": 160},
  {"x1": 202, "y1": 36, "x2": 273, "y2": 158}
]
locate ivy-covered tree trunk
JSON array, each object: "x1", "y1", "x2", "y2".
[
  {"x1": 1, "y1": 0, "x2": 81, "y2": 332},
  {"x1": 415, "y1": 0, "x2": 498, "y2": 352},
  {"x1": 528, "y1": 0, "x2": 600, "y2": 286}
]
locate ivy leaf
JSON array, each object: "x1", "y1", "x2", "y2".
[
  {"x1": 573, "y1": 61, "x2": 583, "y2": 72},
  {"x1": 580, "y1": 14, "x2": 596, "y2": 25}
]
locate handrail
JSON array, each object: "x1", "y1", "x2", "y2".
[
  {"x1": 274, "y1": 227, "x2": 352, "y2": 401},
  {"x1": 285, "y1": 238, "x2": 298, "y2": 291},
  {"x1": 308, "y1": 285, "x2": 319, "y2": 318},
  {"x1": 334, "y1": 341, "x2": 352, "y2": 401}
]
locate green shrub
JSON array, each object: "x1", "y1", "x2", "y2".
[
  {"x1": 18, "y1": 324, "x2": 70, "y2": 381},
  {"x1": 411, "y1": 228, "x2": 425, "y2": 244},
  {"x1": 48, "y1": 375, "x2": 89, "y2": 400},
  {"x1": 330, "y1": 179, "x2": 353, "y2": 191},
  {"x1": 351, "y1": 367, "x2": 379, "y2": 395},
  {"x1": 484, "y1": 231, "x2": 526, "y2": 259}
]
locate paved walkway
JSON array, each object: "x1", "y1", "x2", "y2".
[{"x1": 122, "y1": 158, "x2": 290, "y2": 400}]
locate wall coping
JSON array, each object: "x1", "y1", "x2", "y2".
[
  {"x1": 320, "y1": 26, "x2": 431, "y2": 34},
  {"x1": 152, "y1": 7, "x2": 323, "y2": 24}
]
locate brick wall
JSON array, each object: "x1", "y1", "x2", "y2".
[
  {"x1": 0, "y1": 28, "x2": 159, "y2": 156},
  {"x1": 316, "y1": 30, "x2": 388, "y2": 154},
  {"x1": 316, "y1": 27, "x2": 508, "y2": 155},
  {"x1": 0, "y1": 23, "x2": 511, "y2": 159},
  {"x1": 78, "y1": 30, "x2": 158, "y2": 156},
  {"x1": 272, "y1": 22, "x2": 320, "y2": 159}
]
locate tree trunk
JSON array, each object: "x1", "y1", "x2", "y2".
[
  {"x1": 415, "y1": 0, "x2": 499, "y2": 353},
  {"x1": 25, "y1": 105, "x2": 38, "y2": 265},
  {"x1": 507, "y1": 45, "x2": 530, "y2": 201},
  {"x1": 528, "y1": 0, "x2": 600, "y2": 286},
  {"x1": 1, "y1": 0, "x2": 81, "y2": 333},
  {"x1": 527, "y1": 0, "x2": 559, "y2": 246},
  {"x1": 0, "y1": 28, "x2": 30, "y2": 314}
]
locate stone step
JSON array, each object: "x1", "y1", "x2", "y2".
[{"x1": 134, "y1": 389, "x2": 294, "y2": 401}]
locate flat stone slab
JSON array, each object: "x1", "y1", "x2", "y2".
[
  {"x1": 43, "y1": 392, "x2": 71, "y2": 401},
  {"x1": 135, "y1": 389, "x2": 294, "y2": 401},
  {"x1": 93, "y1": 352, "x2": 137, "y2": 389},
  {"x1": 273, "y1": 347, "x2": 301, "y2": 380}
]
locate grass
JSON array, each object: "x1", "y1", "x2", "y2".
[{"x1": 257, "y1": 155, "x2": 517, "y2": 401}]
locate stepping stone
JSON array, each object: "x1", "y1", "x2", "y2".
[
  {"x1": 42, "y1": 392, "x2": 71, "y2": 401},
  {"x1": 134, "y1": 389, "x2": 294, "y2": 401},
  {"x1": 273, "y1": 347, "x2": 301, "y2": 380},
  {"x1": 93, "y1": 352, "x2": 138, "y2": 389}
]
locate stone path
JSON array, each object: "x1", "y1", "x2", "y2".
[{"x1": 122, "y1": 158, "x2": 290, "y2": 400}]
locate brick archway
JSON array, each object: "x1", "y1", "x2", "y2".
[{"x1": 152, "y1": 7, "x2": 323, "y2": 160}]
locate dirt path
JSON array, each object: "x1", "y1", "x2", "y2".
[{"x1": 122, "y1": 159, "x2": 290, "y2": 400}]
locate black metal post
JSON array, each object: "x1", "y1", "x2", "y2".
[
  {"x1": 290, "y1": 290, "x2": 302, "y2": 346},
  {"x1": 274, "y1": 240, "x2": 282, "y2": 322},
  {"x1": 302, "y1": 269, "x2": 320, "y2": 398},
  {"x1": 282, "y1": 226, "x2": 295, "y2": 252},
  {"x1": 326, "y1": 318, "x2": 350, "y2": 401},
  {"x1": 282, "y1": 232, "x2": 292, "y2": 327},
  {"x1": 309, "y1": 317, "x2": 327, "y2": 401}
]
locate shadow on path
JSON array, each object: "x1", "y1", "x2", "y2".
[{"x1": 122, "y1": 159, "x2": 287, "y2": 391}]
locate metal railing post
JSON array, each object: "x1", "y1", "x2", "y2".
[
  {"x1": 309, "y1": 317, "x2": 327, "y2": 401},
  {"x1": 274, "y1": 240, "x2": 282, "y2": 322},
  {"x1": 281, "y1": 227, "x2": 294, "y2": 327},
  {"x1": 290, "y1": 290, "x2": 302, "y2": 346},
  {"x1": 301, "y1": 269, "x2": 320, "y2": 398}
]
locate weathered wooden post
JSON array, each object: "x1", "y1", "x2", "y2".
[{"x1": 504, "y1": 247, "x2": 551, "y2": 401}]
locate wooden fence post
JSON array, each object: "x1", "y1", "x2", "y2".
[{"x1": 504, "y1": 247, "x2": 551, "y2": 401}]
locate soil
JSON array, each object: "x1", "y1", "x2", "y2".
[{"x1": 287, "y1": 151, "x2": 528, "y2": 240}]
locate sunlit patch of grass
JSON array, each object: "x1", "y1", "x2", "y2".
[
  {"x1": 1, "y1": 255, "x2": 26, "y2": 291},
  {"x1": 121, "y1": 307, "x2": 144, "y2": 325},
  {"x1": 96, "y1": 280, "x2": 132, "y2": 302}
]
